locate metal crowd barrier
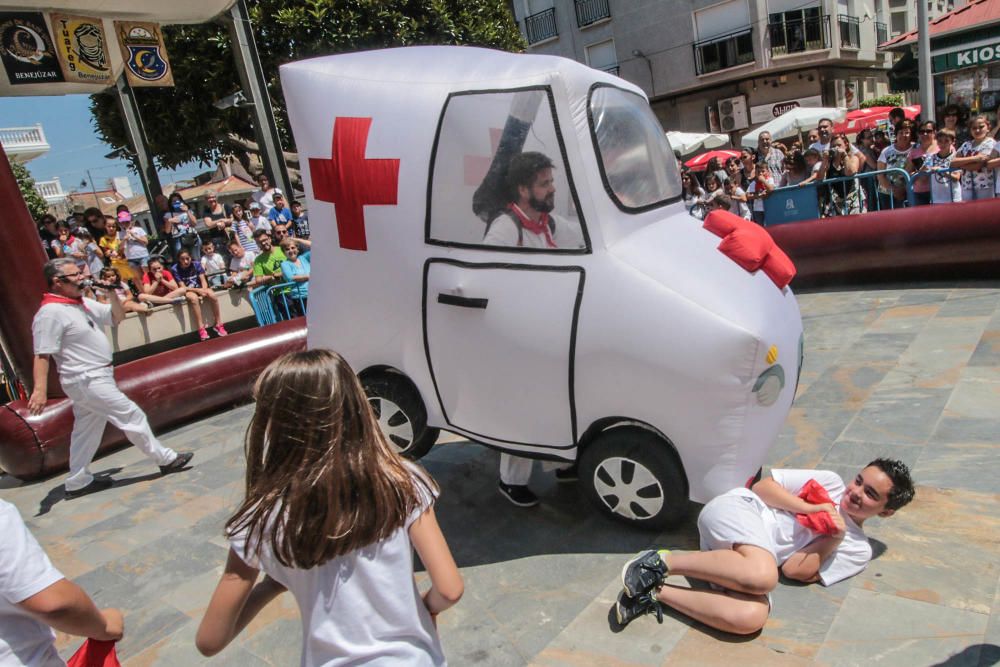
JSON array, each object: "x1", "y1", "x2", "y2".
[
  {"x1": 764, "y1": 168, "x2": 916, "y2": 225},
  {"x1": 248, "y1": 281, "x2": 308, "y2": 326}
]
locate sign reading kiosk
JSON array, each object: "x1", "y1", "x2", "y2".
[
  {"x1": 114, "y1": 21, "x2": 173, "y2": 88},
  {"x1": 0, "y1": 11, "x2": 64, "y2": 85}
]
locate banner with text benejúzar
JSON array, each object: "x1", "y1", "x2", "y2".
[
  {"x1": 0, "y1": 12, "x2": 64, "y2": 85},
  {"x1": 50, "y1": 13, "x2": 113, "y2": 86},
  {"x1": 114, "y1": 21, "x2": 173, "y2": 88}
]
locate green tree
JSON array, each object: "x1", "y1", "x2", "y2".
[
  {"x1": 11, "y1": 161, "x2": 49, "y2": 222},
  {"x1": 860, "y1": 94, "x2": 905, "y2": 109},
  {"x1": 90, "y1": 0, "x2": 524, "y2": 172}
]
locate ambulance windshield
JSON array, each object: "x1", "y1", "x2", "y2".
[{"x1": 589, "y1": 86, "x2": 682, "y2": 211}]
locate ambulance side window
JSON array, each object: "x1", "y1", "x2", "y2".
[{"x1": 426, "y1": 88, "x2": 589, "y2": 252}]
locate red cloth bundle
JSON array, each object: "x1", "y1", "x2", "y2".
[
  {"x1": 794, "y1": 478, "x2": 839, "y2": 535},
  {"x1": 702, "y1": 210, "x2": 797, "y2": 289},
  {"x1": 67, "y1": 640, "x2": 121, "y2": 667}
]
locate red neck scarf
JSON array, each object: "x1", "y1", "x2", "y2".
[
  {"x1": 41, "y1": 292, "x2": 88, "y2": 312},
  {"x1": 508, "y1": 204, "x2": 556, "y2": 248}
]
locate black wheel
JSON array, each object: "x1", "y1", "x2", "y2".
[
  {"x1": 362, "y1": 373, "x2": 439, "y2": 460},
  {"x1": 579, "y1": 426, "x2": 689, "y2": 530}
]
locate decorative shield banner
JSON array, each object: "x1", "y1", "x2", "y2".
[
  {"x1": 51, "y1": 13, "x2": 112, "y2": 86},
  {"x1": 114, "y1": 21, "x2": 172, "y2": 88},
  {"x1": 0, "y1": 12, "x2": 63, "y2": 85}
]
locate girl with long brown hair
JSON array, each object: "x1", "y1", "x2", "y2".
[{"x1": 196, "y1": 349, "x2": 463, "y2": 665}]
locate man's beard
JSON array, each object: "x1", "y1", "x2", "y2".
[{"x1": 530, "y1": 194, "x2": 555, "y2": 214}]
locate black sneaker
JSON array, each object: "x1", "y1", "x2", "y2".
[
  {"x1": 159, "y1": 451, "x2": 194, "y2": 475},
  {"x1": 65, "y1": 477, "x2": 114, "y2": 499},
  {"x1": 498, "y1": 482, "x2": 539, "y2": 507},
  {"x1": 554, "y1": 464, "x2": 578, "y2": 483},
  {"x1": 621, "y1": 549, "x2": 669, "y2": 598},
  {"x1": 615, "y1": 589, "x2": 663, "y2": 628}
]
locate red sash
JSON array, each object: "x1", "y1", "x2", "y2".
[{"x1": 508, "y1": 204, "x2": 556, "y2": 248}]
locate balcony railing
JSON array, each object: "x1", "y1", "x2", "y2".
[
  {"x1": 0, "y1": 124, "x2": 50, "y2": 162},
  {"x1": 35, "y1": 178, "x2": 67, "y2": 203},
  {"x1": 875, "y1": 21, "x2": 888, "y2": 46},
  {"x1": 838, "y1": 14, "x2": 860, "y2": 48},
  {"x1": 693, "y1": 27, "x2": 755, "y2": 75},
  {"x1": 575, "y1": 0, "x2": 610, "y2": 27},
  {"x1": 768, "y1": 14, "x2": 831, "y2": 56},
  {"x1": 525, "y1": 7, "x2": 557, "y2": 44}
]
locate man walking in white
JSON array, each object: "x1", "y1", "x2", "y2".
[{"x1": 27, "y1": 259, "x2": 193, "y2": 499}]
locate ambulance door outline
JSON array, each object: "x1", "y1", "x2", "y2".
[{"x1": 421, "y1": 259, "x2": 585, "y2": 449}]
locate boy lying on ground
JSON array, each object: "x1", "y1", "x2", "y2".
[{"x1": 616, "y1": 459, "x2": 915, "y2": 635}]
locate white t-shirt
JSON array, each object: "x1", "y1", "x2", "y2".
[
  {"x1": 747, "y1": 177, "x2": 775, "y2": 212},
  {"x1": 252, "y1": 187, "x2": 283, "y2": 215},
  {"x1": 729, "y1": 187, "x2": 751, "y2": 219},
  {"x1": 923, "y1": 152, "x2": 962, "y2": 204},
  {"x1": 482, "y1": 211, "x2": 584, "y2": 249},
  {"x1": 229, "y1": 467, "x2": 445, "y2": 666},
  {"x1": 32, "y1": 298, "x2": 113, "y2": 384},
  {"x1": 201, "y1": 252, "x2": 227, "y2": 275},
  {"x1": 252, "y1": 216, "x2": 272, "y2": 233},
  {"x1": 878, "y1": 144, "x2": 913, "y2": 190},
  {"x1": 956, "y1": 138, "x2": 997, "y2": 199},
  {"x1": 0, "y1": 500, "x2": 65, "y2": 667},
  {"x1": 766, "y1": 469, "x2": 871, "y2": 586},
  {"x1": 229, "y1": 251, "x2": 257, "y2": 273},
  {"x1": 119, "y1": 226, "x2": 148, "y2": 261}
]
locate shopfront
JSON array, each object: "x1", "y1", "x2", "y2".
[{"x1": 933, "y1": 32, "x2": 1000, "y2": 125}]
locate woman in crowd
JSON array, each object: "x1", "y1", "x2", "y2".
[
  {"x1": 822, "y1": 133, "x2": 862, "y2": 216},
  {"x1": 739, "y1": 148, "x2": 758, "y2": 185},
  {"x1": 952, "y1": 115, "x2": 996, "y2": 201},
  {"x1": 876, "y1": 119, "x2": 915, "y2": 209},
  {"x1": 681, "y1": 170, "x2": 705, "y2": 207},
  {"x1": 196, "y1": 349, "x2": 463, "y2": 665},
  {"x1": 906, "y1": 120, "x2": 938, "y2": 206},
  {"x1": 705, "y1": 157, "x2": 728, "y2": 187},
  {"x1": 139, "y1": 256, "x2": 188, "y2": 307},
  {"x1": 201, "y1": 190, "x2": 233, "y2": 258},
  {"x1": 779, "y1": 150, "x2": 809, "y2": 187},
  {"x1": 163, "y1": 192, "x2": 202, "y2": 261},
  {"x1": 939, "y1": 104, "x2": 970, "y2": 146},
  {"x1": 725, "y1": 156, "x2": 746, "y2": 190},
  {"x1": 855, "y1": 129, "x2": 880, "y2": 211},
  {"x1": 279, "y1": 237, "x2": 311, "y2": 317}
]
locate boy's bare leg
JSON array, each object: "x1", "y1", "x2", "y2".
[
  {"x1": 655, "y1": 585, "x2": 769, "y2": 635},
  {"x1": 666, "y1": 544, "x2": 778, "y2": 596}
]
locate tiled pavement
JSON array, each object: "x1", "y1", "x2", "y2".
[{"x1": 2, "y1": 284, "x2": 999, "y2": 666}]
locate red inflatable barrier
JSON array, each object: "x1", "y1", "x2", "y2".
[
  {"x1": 768, "y1": 198, "x2": 1000, "y2": 285},
  {"x1": 0, "y1": 319, "x2": 305, "y2": 480}
]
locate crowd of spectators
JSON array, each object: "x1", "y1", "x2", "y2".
[
  {"x1": 33, "y1": 173, "x2": 313, "y2": 337},
  {"x1": 682, "y1": 104, "x2": 1000, "y2": 225}
]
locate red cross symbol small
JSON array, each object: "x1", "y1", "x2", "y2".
[{"x1": 309, "y1": 117, "x2": 400, "y2": 251}]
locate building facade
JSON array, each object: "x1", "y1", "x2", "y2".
[{"x1": 512, "y1": 0, "x2": 903, "y2": 139}]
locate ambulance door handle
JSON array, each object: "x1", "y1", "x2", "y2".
[{"x1": 438, "y1": 293, "x2": 488, "y2": 309}]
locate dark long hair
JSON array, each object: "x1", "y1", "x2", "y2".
[{"x1": 226, "y1": 349, "x2": 437, "y2": 568}]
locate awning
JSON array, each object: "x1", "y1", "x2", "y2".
[
  {"x1": 665, "y1": 131, "x2": 730, "y2": 155},
  {"x1": 888, "y1": 50, "x2": 919, "y2": 93}
]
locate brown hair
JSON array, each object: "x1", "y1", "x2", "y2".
[
  {"x1": 226, "y1": 349, "x2": 436, "y2": 568},
  {"x1": 279, "y1": 237, "x2": 297, "y2": 252}
]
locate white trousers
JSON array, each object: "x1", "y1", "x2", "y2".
[
  {"x1": 61, "y1": 373, "x2": 177, "y2": 491},
  {"x1": 499, "y1": 453, "x2": 571, "y2": 486}
]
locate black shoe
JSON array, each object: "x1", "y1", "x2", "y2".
[
  {"x1": 159, "y1": 451, "x2": 194, "y2": 475},
  {"x1": 554, "y1": 464, "x2": 578, "y2": 483},
  {"x1": 498, "y1": 482, "x2": 539, "y2": 507},
  {"x1": 621, "y1": 549, "x2": 669, "y2": 598},
  {"x1": 615, "y1": 589, "x2": 663, "y2": 628},
  {"x1": 65, "y1": 477, "x2": 114, "y2": 499}
]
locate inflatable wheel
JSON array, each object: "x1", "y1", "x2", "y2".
[
  {"x1": 579, "y1": 426, "x2": 688, "y2": 529},
  {"x1": 362, "y1": 373, "x2": 439, "y2": 459}
]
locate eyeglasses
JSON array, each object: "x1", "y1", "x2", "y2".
[{"x1": 919, "y1": 129, "x2": 934, "y2": 134}]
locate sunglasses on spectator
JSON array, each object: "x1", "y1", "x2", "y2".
[{"x1": 919, "y1": 129, "x2": 934, "y2": 134}]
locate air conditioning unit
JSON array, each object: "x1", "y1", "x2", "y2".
[{"x1": 717, "y1": 95, "x2": 749, "y2": 131}]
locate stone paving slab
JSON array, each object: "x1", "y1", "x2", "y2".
[{"x1": 1, "y1": 284, "x2": 999, "y2": 666}]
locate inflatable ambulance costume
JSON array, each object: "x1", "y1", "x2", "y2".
[{"x1": 281, "y1": 46, "x2": 803, "y2": 528}]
